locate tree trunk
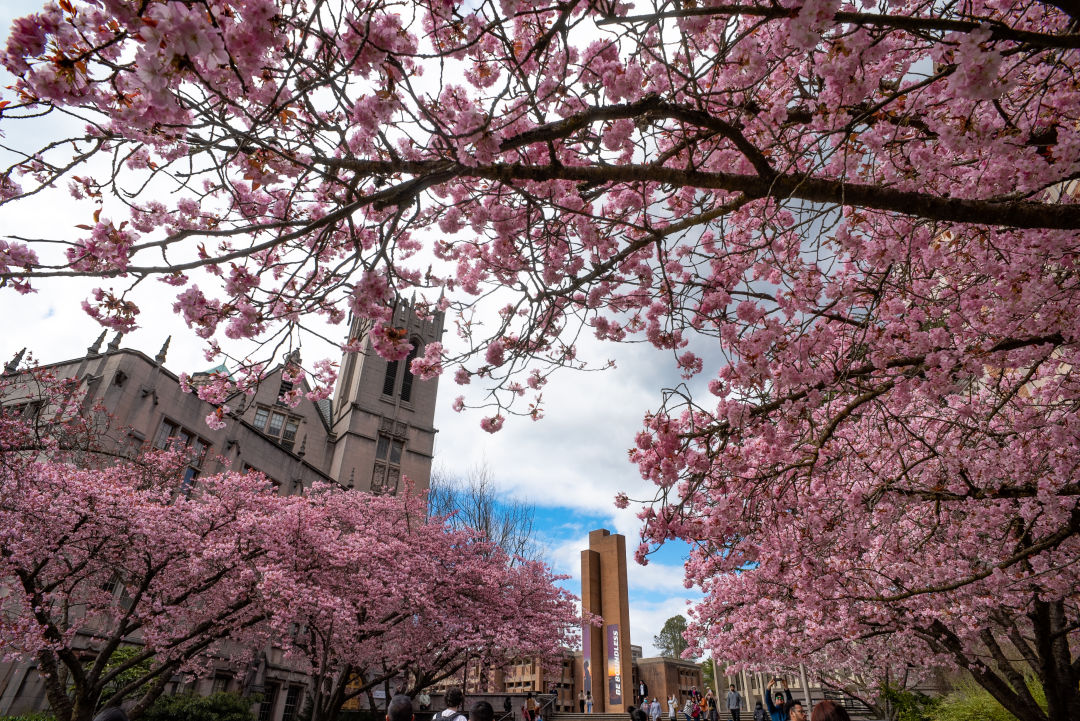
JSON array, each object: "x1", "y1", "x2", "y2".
[
  {"x1": 925, "y1": 621, "x2": 1048, "y2": 721},
  {"x1": 1030, "y1": 599, "x2": 1080, "y2": 721},
  {"x1": 36, "y1": 650, "x2": 75, "y2": 721},
  {"x1": 126, "y1": 667, "x2": 174, "y2": 720}
]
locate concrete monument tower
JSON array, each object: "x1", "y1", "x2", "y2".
[{"x1": 581, "y1": 529, "x2": 634, "y2": 713}]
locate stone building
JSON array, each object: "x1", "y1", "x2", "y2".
[{"x1": 0, "y1": 299, "x2": 443, "y2": 719}]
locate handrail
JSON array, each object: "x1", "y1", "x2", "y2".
[{"x1": 537, "y1": 693, "x2": 558, "y2": 718}]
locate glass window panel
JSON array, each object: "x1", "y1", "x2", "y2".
[
  {"x1": 181, "y1": 467, "x2": 199, "y2": 497},
  {"x1": 154, "y1": 420, "x2": 177, "y2": 449},
  {"x1": 268, "y1": 412, "x2": 285, "y2": 437},
  {"x1": 382, "y1": 360, "x2": 398, "y2": 396},
  {"x1": 400, "y1": 344, "x2": 419, "y2": 402},
  {"x1": 371, "y1": 463, "x2": 386, "y2": 492},
  {"x1": 282, "y1": 685, "x2": 303, "y2": 721},
  {"x1": 389, "y1": 440, "x2": 403, "y2": 465},
  {"x1": 177, "y1": 429, "x2": 192, "y2": 446},
  {"x1": 375, "y1": 435, "x2": 389, "y2": 459},
  {"x1": 258, "y1": 684, "x2": 279, "y2": 721},
  {"x1": 253, "y1": 407, "x2": 269, "y2": 430},
  {"x1": 191, "y1": 439, "x2": 209, "y2": 466},
  {"x1": 282, "y1": 418, "x2": 298, "y2": 441},
  {"x1": 386, "y1": 467, "x2": 400, "y2": 494}
]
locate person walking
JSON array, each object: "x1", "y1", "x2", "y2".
[
  {"x1": 638, "y1": 681, "x2": 650, "y2": 708},
  {"x1": 471, "y1": 703, "x2": 495, "y2": 721},
  {"x1": 579, "y1": 690, "x2": 586, "y2": 713},
  {"x1": 667, "y1": 695, "x2": 677, "y2": 721},
  {"x1": 682, "y1": 695, "x2": 697, "y2": 721},
  {"x1": 526, "y1": 693, "x2": 537, "y2": 721},
  {"x1": 389, "y1": 696, "x2": 416, "y2": 721},
  {"x1": 437, "y1": 689, "x2": 468, "y2": 721},
  {"x1": 752, "y1": 701, "x2": 768, "y2": 721},
  {"x1": 706, "y1": 690, "x2": 718, "y2": 721},
  {"x1": 726, "y1": 684, "x2": 742, "y2": 721},
  {"x1": 586, "y1": 692, "x2": 594, "y2": 714}
]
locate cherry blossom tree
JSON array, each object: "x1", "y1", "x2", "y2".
[
  {"x1": 1, "y1": 369, "x2": 281, "y2": 721},
  {"x1": 259, "y1": 485, "x2": 579, "y2": 721},
  {"x1": 2, "y1": 0, "x2": 1080, "y2": 719},
  {"x1": 0, "y1": 451, "x2": 282, "y2": 721},
  {"x1": 0, "y1": 373, "x2": 579, "y2": 721}
]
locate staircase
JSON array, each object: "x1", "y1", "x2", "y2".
[{"x1": 550, "y1": 713, "x2": 632, "y2": 721}]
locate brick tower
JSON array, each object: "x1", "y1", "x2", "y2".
[{"x1": 581, "y1": 529, "x2": 634, "y2": 713}]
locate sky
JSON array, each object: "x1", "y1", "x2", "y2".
[{"x1": 0, "y1": 1, "x2": 705, "y2": 659}]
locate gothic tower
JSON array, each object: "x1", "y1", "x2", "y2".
[{"x1": 328, "y1": 298, "x2": 444, "y2": 495}]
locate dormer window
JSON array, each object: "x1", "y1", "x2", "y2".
[
  {"x1": 277, "y1": 379, "x2": 294, "y2": 405},
  {"x1": 252, "y1": 405, "x2": 300, "y2": 452}
]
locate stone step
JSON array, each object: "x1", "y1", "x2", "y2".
[{"x1": 549, "y1": 714, "x2": 635, "y2": 721}]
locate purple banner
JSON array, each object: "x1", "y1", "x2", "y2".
[{"x1": 606, "y1": 624, "x2": 622, "y2": 705}]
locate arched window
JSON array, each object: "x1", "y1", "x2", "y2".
[
  {"x1": 400, "y1": 338, "x2": 422, "y2": 403},
  {"x1": 381, "y1": 358, "x2": 398, "y2": 396}
]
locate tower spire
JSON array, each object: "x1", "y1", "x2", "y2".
[
  {"x1": 87, "y1": 330, "x2": 107, "y2": 356},
  {"x1": 155, "y1": 336, "x2": 171, "y2": 364},
  {"x1": 3, "y1": 348, "x2": 26, "y2": 375}
]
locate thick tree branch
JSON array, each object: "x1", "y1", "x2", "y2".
[{"x1": 598, "y1": 5, "x2": 1080, "y2": 49}]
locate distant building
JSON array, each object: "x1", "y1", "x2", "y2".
[
  {"x1": 0, "y1": 299, "x2": 443, "y2": 719},
  {"x1": 439, "y1": 529, "x2": 703, "y2": 716}
]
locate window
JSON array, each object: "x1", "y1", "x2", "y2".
[
  {"x1": 153, "y1": 419, "x2": 210, "y2": 496},
  {"x1": 371, "y1": 431, "x2": 404, "y2": 495},
  {"x1": 277, "y1": 379, "x2": 294, "y2": 405},
  {"x1": 382, "y1": 359, "x2": 399, "y2": 396},
  {"x1": 400, "y1": 341, "x2": 421, "y2": 402},
  {"x1": 251, "y1": 406, "x2": 301, "y2": 452},
  {"x1": 282, "y1": 685, "x2": 303, "y2": 721},
  {"x1": 258, "y1": 683, "x2": 279, "y2": 721},
  {"x1": 211, "y1": 674, "x2": 231, "y2": 694},
  {"x1": 382, "y1": 340, "x2": 423, "y2": 402}
]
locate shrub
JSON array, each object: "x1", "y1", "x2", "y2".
[
  {"x1": 930, "y1": 679, "x2": 1045, "y2": 721},
  {"x1": 880, "y1": 684, "x2": 939, "y2": 721},
  {"x1": 142, "y1": 692, "x2": 254, "y2": 721}
]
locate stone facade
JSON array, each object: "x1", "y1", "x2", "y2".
[{"x1": 0, "y1": 300, "x2": 442, "y2": 719}]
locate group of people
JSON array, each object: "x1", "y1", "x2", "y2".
[
  {"x1": 677, "y1": 685, "x2": 715, "y2": 721},
  {"x1": 632, "y1": 678, "x2": 853, "y2": 721},
  {"x1": 411, "y1": 680, "x2": 848, "y2": 721}
]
